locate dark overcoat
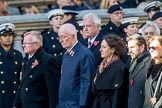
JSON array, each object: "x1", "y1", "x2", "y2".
[
  {"x1": 92, "y1": 60, "x2": 129, "y2": 108},
  {"x1": 0, "y1": 45, "x2": 22, "y2": 108},
  {"x1": 13, "y1": 47, "x2": 60, "y2": 108},
  {"x1": 88, "y1": 32, "x2": 104, "y2": 68},
  {"x1": 59, "y1": 42, "x2": 96, "y2": 108},
  {"x1": 128, "y1": 52, "x2": 151, "y2": 108}
]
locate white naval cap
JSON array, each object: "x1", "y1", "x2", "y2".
[
  {"x1": 121, "y1": 17, "x2": 139, "y2": 28},
  {"x1": 47, "y1": 9, "x2": 64, "y2": 20},
  {"x1": 0, "y1": 23, "x2": 15, "y2": 35},
  {"x1": 144, "y1": 1, "x2": 162, "y2": 13}
]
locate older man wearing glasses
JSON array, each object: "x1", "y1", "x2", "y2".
[
  {"x1": 13, "y1": 31, "x2": 60, "y2": 108},
  {"x1": 58, "y1": 23, "x2": 96, "y2": 108},
  {"x1": 101, "y1": 4, "x2": 126, "y2": 40}
]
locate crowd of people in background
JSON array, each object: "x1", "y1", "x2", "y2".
[
  {"x1": 0, "y1": 0, "x2": 162, "y2": 108},
  {"x1": 0, "y1": 0, "x2": 162, "y2": 15}
]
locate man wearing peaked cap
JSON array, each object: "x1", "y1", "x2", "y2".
[
  {"x1": 62, "y1": 5, "x2": 79, "y2": 28},
  {"x1": 144, "y1": 1, "x2": 162, "y2": 19},
  {"x1": 101, "y1": 4, "x2": 128, "y2": 63},
  {"x1": 151, "y1": 11, "x2": 162, "y2": 34},
  {"x1": 121, "y1": 17, "x2": 139, "y2": 37},
  {"x1": 62, "y1": 5, "x2": 78, "y2": 15},
  {"x1": 107, "y1": 4, "x2": 122, "y2": 13},
  {"x1": 0, "y1": 23, "x2": 15, "y2": 35},
  {"x1": 0, "y1": 23, "x2": 22, "y2": 108},
  {"x1": 42, "y1": 9, "x2": 65, "y2": 69},
  {"x1": 101, "y1": 4, "x2": 127, "y2": 40}
]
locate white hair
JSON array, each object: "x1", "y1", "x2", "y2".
[
  {"x1": 24, "y1": 31, "x2": 43, "y2": 46},
  {"x1": 83, "y1": 13, "x2": 101, "y2": 26},
  {"x1": 141, "y1": 21, "x2": 160, "y2": 36}
]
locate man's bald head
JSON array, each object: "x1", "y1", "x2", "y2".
[
  {"x1": 58, "y1": 23, "x2": 78, "y2": 50},
  {"x1": 59, "y1": 23, "x2": 77, "y2": 36}
]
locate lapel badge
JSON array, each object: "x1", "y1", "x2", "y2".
[
  {"x1": 155, "y1": 1, "x2": 160, "y2": 7},
  {"x1": 69, "y1": 50, "x2": 75, "y2": 56},
  {"x1": 5, "y1": 25, "x2": 9, "y2": 31}
]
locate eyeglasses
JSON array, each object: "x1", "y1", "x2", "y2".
[
  {"x1": 148, "y1": 46, "x2": 161, "y2": 50},
  {"x1": 22, "y1": 42, "x2": 37, "y2": 45},
  {"x1": 112, "y1": 12, "x2": 123, "y2": 15}
]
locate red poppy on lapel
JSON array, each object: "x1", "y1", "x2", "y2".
[
  {"x1": 31, "y1": 59, "x2": 39, "y2": 68},
  {"x1": 130, "y1": 79, "x2": 134, "y2": 85},
  {"x1": 93, "y1": 41, "x2": 99, "y2": 46}
]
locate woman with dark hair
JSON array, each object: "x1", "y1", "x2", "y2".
[{"x1": 92, "y1": 34, "x2": 129, "y2": 108}]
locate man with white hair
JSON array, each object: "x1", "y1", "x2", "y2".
[
  {"x1": 141, "y1": 21, "x2": 160, "y2": 46},
  {"x1": 58, "y1": 23, "x2": 96, "y2": 108},
  {"x1": 83, "y1": 12, "x2": 104, "y2": 67}
]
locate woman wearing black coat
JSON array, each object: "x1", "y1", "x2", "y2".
[{"x1": 92, "y1": 34, "x2": 129, "y2": 108}]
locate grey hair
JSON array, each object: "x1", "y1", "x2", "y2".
[
  {"x1": 24, "y1": 31, "x2": 43, "y2": 46},
  {"x1": 141, "y1": 21, "x2": 160, "y2": 36},
  {"x1": 83, "y1": 13, "x2": 101, "y2": 26}
]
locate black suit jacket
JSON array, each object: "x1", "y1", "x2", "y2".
[
  {"x1": 88, "y1": 32, "x2": 104, "y2": 68},
  {"x1": 14, "y1": 48, "x2": 60, "y2": 108}
]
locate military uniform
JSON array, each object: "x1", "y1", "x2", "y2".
[
  {"x1": 42, "y1": 29, "x2": 65, "y2": 67},
  {"x1": 0, "y1": 23, "x2": 23, "y2": 108},
  {"x1": 0, "y1": 45, "x2": 22, "y2": 108},
  {"x1": 101, "y1": 21, "x2": 127, "y2": 40},
  {"x1": 43, "y1": 9, "x2": 65, "y2": 68}
]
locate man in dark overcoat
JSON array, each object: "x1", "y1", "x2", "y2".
[
  {"x1": 82, "y1": 12, "x2": 104, "y2": 68},
  {"x1": 0, "y1": 23, "x2": 22, "y2": 108},
  {"x1": 127, "y1": 35, "x2": 151, "y2": 108},
  {"x1": 13, "y1": 31, "x2": 60, "y2": 108}
]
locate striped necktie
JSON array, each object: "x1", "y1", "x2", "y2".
[{"x1": 88, "y1": 41, "x2": 91, "y2": 48}]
